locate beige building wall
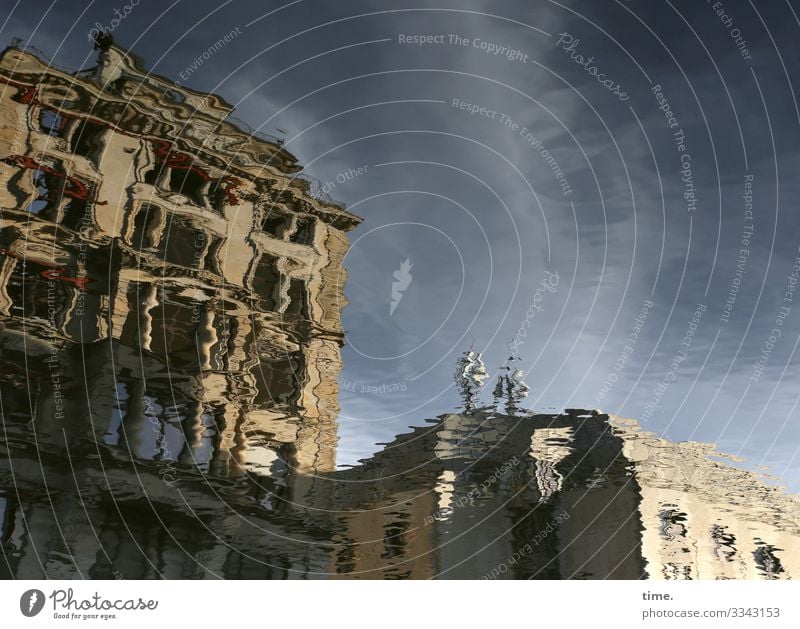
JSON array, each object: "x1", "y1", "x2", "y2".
[
  {"x1": 613, "y1": 416, "x2": 800, "y2": 579},
  {"x1": 0, "y1": 42, "x2": 362, "y2": 476}
]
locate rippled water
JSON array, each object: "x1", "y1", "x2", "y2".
[
  {"x1": 1, "y1": 314, "x2": 798, "y2": 579},
  {"x1": 3, "y1": 379, "x2": 799, "y2": 579},
  {"x1": 3, "y1": 2, "x2": 800, "y2": 580}
]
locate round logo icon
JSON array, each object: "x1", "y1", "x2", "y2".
[{"x1": 20, "y1": 589, "x2": 45, "y2": 617}]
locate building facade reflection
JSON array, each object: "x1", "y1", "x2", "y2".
[
  {"x1": 2, "y1": 41, "x2": 800, "y2": 580},
  {"x1": 0, "y1": 40, "x2": 360, "y2": 479}
]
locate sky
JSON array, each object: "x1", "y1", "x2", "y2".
[{"x1": 4, "y1": 0, "x2": 800, "y2": 488}]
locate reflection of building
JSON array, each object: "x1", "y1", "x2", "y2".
[
  {"x1": 330, "y1": 409, "x2": 646, "y2": 579},
  {"x1": 325, "y1": 411, "x2": 800, "y2": 580},
  {"x1": 2, "y1": 41, "x2": 800, "y2": 581},
  {"x1": 0, "y1": 41, "x2": 360, "y2": 475},
  {"x1": 3, "y1": 398, "x2": 800, "y2": 578},
  {"x1": 613, "y1": 416, "x2": 800, "y2": 580}
]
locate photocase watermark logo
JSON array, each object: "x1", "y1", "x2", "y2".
[
  {"x1": 555, "y1": 32, "x2": 629, "y2": 102},
  {"x1": 19, "y1": 589, "x2": 45, "y2": 617},
  {"x1": 87, "y1": 0, "x2": 140, "y2": 42},
  {"x1": 390, "y1": 258, "x2": 413, "y2": 316},
  {"x1": 16, "y1": 588, "x2": 158, "y2": 620}
]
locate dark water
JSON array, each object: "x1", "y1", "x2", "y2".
[{"x1": 3, "y1": 1, "x2": 800, "y2": 580}]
